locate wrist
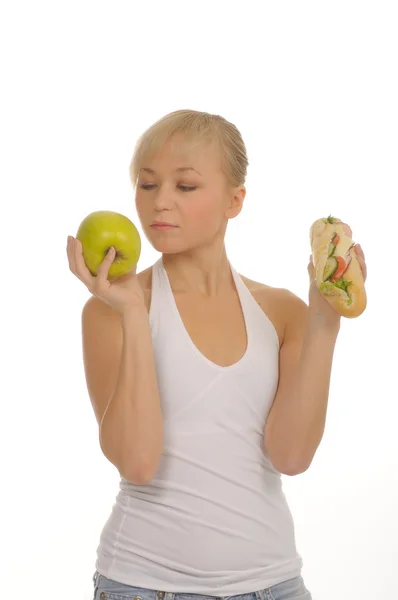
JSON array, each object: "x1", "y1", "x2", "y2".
[
  {"x1": 120, "y1": 304, "x2": 148, "y2": 326},
  {"x1": 308, "y1": 311, "x2": 341, "y2": 336}
]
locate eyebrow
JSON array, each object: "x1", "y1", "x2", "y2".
[{"x1": 140, "y1": 167, "x2": 202, "y2": 176}]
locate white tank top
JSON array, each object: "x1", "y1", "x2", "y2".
[{"x1": 95, "y1": 257, "x2": 303, "y2": 595}]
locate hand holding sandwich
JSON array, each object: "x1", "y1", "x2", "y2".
[{"x1": 307, "y1": 216, "x2": 367, "y2": 327}]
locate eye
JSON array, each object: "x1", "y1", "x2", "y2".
[
  {"x1": 179, "y1": 185, "x2": 197, "y2": 192},
  {"x1": 139, "y1": 184, "x2": 197, "y2": 192}
]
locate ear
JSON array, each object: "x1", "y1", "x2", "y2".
[{"x1": 225, "y1": 185, "x2": 246, "y2": 219}]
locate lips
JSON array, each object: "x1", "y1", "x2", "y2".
[{"x1": 151, "y1": 221, "x2": 178, "y2": 228}]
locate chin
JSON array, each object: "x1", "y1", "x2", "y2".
[
  {"x1": 153, "y1": 240, "x2": 200, "y2": 256},
  {"x1": 144, "y1": 234, "x2": 183, "y2": 254}
]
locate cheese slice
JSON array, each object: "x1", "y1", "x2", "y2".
[{"x1": 334, "y1": 233, "x2": 354, "y2": 259}]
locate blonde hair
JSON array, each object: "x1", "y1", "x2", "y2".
[{"x1": 129, "y1": 109, "x2": 249, "y2": 188}]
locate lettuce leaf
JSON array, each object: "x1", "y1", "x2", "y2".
[{"x1": 320, "y1": 278, "x2": 354, "y2": 305}]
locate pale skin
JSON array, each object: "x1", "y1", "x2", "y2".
[{"x1": 68, "y1": 134, "x2": 367, "y2": 476}]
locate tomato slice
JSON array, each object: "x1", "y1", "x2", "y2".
[
  {"x1": 330, "y1": 256, "x2": 346, "y2": 281},
  {"x1": 332, "y1": 234, "x2": 340, "y2": 245}
]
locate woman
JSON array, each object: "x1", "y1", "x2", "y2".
[{"x1": 67, "y1": 110, "x2": 367, "y2": 600}]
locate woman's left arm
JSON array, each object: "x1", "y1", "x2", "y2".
[{"x1": 264, "y1": 243, "x2": 367, "y2": 476}]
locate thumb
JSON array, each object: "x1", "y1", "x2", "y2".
[
  {"x1": 308, "y1": 255, "x2": 315, "y2": 281},
  {"x1": 104, "y1": 246, "x2": 116, "y2": 265},
  {"x1": 97, "y1": 246, "x2": 116, "y2": 277}
]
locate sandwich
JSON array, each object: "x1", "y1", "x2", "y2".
[{"x1": 310, "y1": 215, "x2": 367, "y2": 318}]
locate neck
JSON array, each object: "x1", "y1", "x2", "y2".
[{"x1": 161, "y1": 245, "x2": 233, "y2": 297}]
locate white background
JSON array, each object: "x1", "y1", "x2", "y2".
[{"x1": 1, "y1": 1, "x2": 397, "y2": 598}]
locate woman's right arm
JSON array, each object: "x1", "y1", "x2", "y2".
[{"x1": 82, "y1": 297, "x2": 163, "y2": 485}]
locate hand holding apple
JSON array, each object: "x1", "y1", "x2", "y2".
[
  {"x1": 76, "y1": 211, "x2": 141, "y2": 280},
  {"x1": 67, "y1": 211, "x2": 145, "y2": 313}
]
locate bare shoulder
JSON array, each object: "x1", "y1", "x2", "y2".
[{"x1": 239, "y1": 274, "x2": 308, "y2": 347}]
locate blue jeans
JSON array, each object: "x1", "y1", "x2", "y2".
[{"x1": 92, "y1": 571, "x2": 312, "y2": 600}]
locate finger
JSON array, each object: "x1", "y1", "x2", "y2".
[
  {"x1": 355, "y1": 244, "x2": 365, "y2": 258},
  {"x1": 360, "y1": 258, "x2": 367, "y2": 281},
  {"x1": 66, "y1": 236, "x2": 77, "y2": 273},
  {"x1": 354, "y1": 250, "x2": 367, "y2": 281},
  {"x1": 97, "y1": 246, "x2": 116, "y2": 280},
  {"x1": 360, "y1": 262, "x2": 367, "y2": 281},
  {"x1": 73, "y1": 238, "x2": 96, "y2": 287},
  {"x1": 341, "y1": 223, "x2": 353, "y2": 238},
  {"x1": 354, "y1": 246, "x2": 365, "y2": 262},
  {"x1": 307, "y1": 258, "x2": 315, "y2": 279}
]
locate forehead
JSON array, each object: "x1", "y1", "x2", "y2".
[{"x1": 142, "y1": 135, "x2": 221, "y2": 175}]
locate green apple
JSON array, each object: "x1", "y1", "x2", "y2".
[{"x1": 76, "y1": 211, "x2": 141, "y2": 280}]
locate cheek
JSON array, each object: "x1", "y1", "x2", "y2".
[
  {"x1": 135, "y1": 193, "x2": 147, "y2": 218},
  {"x1": 185, "y1": 196, "x2": 221, "y2": 226}
]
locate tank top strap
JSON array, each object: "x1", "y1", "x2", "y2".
[
  {"x1": 228, "y1": 262, "x2": 258, "y2": 319},
  {"x1": 229, "y1": 262, "x2": 280, "y2": 350}
]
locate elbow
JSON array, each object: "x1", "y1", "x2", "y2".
[
  {"x1": 123, "y1": 472, "x2": 153, "y2": 485},
  {"x1": 280, "y1": 453, "x2": 313, "y2": 475},
  {"x1": 266, "y1": 444, "x2": 311, "y2": 476},
  {"x1": 121, "y1": 455, "x2": 161, "y2": 485},
  {"x1": 279, "y1": 463, "x2": 310, "y2": 476},
  {"x1": 122, "y1": 467, "x2": 155, "y2": 485},
  {"x1": 270, "y1": 457, "x2": 308, "y2": 476},
  {"x1": 271, "y1": 457, "x2": 310, "y2": 476},
  {"x1": 100, "y1": 430, "x2": 163, "y2": 485}
]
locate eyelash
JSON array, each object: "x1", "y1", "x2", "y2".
[{"x1": 139, "y1": 184, "x2": 197, "y2": 192}]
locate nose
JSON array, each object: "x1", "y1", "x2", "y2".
[{"x1": 153, "y1": 184, "x2": 174, "y2": 211}]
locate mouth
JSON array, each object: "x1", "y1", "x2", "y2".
[{"x1": 150, "y1": 222, "x2": 178, "y2": 230}]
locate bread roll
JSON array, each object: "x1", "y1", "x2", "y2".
[{"x1": 310, "y1": 215, "x2": 367, "y2": 318}]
